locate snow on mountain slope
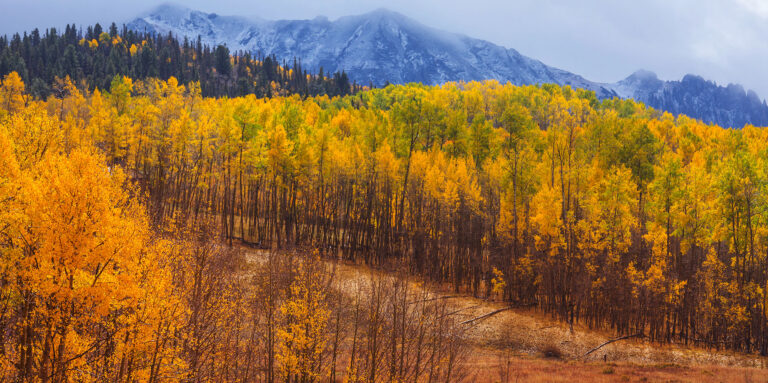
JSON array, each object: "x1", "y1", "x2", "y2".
[
  {"x1": 128, "y1": 5, "x2": 617, "y2": 98},
  {"x1": 128, "y1": 4, "x2": 768, "y2": 128}
]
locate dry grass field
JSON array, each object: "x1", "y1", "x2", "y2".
[
  {"x1": 468, "y1": 352, "x2": 768, "y2": 383},
  {"x1": 246, "y1": 250, "x2": 768, "y2": 382}
]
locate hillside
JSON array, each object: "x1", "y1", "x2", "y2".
[
  {"x1": 284, "y1": 249, "x2": 766, "y2": 381},
  {"x1": 3, "y1": 72, "x2": 768, "y2": 381},
  {"x1": 0, "y1": 22, "x2": 359, "y2": 99}
]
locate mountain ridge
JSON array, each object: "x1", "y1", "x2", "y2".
[
  {"x1": 128, "y1": 4, "x2": 768, "y2": 128},
  {"x1": 127, "y1": 4, "x2": 618, "y2": 97}
]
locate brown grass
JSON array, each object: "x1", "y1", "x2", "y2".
[
  {"x1": 466, "y1": 352, "x2": 768, "y2": 382},
  {"x1": 244, "y1": 249, "x2": 768, "y2": 382}
]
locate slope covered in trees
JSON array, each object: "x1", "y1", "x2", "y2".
[
  {"x1": 2, "y1": 71, "x2": 768, "y2": 380},
  {"x1": 0, "y1": 23, "x2": 359, "y2": 99},
  {"x1": 0, "y1": 72, "x2": 463, "y2": 382}
]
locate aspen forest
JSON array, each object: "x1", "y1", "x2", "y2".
[{"x1": 2, "y1": 66, "x2": 768, "y2": 381}]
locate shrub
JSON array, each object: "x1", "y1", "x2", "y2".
[{"x1": 541, "y1": 344, "x2": 563, "y2": 359}]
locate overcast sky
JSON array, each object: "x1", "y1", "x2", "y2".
[{"x1": 1, "y1": 0, "x2": 767, "y2": 97}]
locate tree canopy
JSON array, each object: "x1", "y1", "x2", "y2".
[{"x1": 3, "y1": 72, "x2": 768, "y2": 381}]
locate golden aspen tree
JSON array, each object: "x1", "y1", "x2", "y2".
[
  {"x1": 277, "y1": 257, "x2": 329, "y2": 383},
  {"x1": 0, "y1": 72, "x2": 26, "y2": 114},
  {"x1": 6, "y1": 147, "x2": 158, "y2": 380}
]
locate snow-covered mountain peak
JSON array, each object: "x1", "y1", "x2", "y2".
[
  {"x1": 129, "y1": 6, "x2": 616, "y2": 96},
  {"x1": 627, "y1": 69, "x2": 659, "y2": 82},
  {"x1": 138, "y1": 3, "x2": 192, "y2": 19},
  {"x1": 360, "y1": 8, "x2": 410, "y2": 20}
]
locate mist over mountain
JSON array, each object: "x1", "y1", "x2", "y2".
[
  {"x1": 127, "y1": 5, "x2": 617, "y2": 96},
  {"x1": 613, "y1": 70, "x2": 768, "y2": 129},
  {"x1": 128, "y1": 4, "x2": 768, "y2": 128}
]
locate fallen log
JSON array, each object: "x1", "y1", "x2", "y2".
[
  {"x1": 408, "y1": 295, "x2": 461, "y2": 305},
  {"x1": 583, "y1": 333, "x2": 644, "y2": 357},
  {"x1": 438, "y1": 305, "x2": 481, "y2": 320},
  {"x1": 460, "y1": 307, "x2": 511, "y2": 325}
]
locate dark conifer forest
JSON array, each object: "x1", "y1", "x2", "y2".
[{"x1": 0, "y1": 22, "x2": 360, "y2": 99}]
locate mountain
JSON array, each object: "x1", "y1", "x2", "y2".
[
  {"x1": 613, "y1": 70, "x2": 768, "y2": 128},
  {"x1": 127, "y1": 4, "x2": 617, "y2": 98},
  {"x1": 128, "y1": 4, "x2": 768, "y2": 128}
]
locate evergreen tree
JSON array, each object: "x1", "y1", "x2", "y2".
[{"x1": 0, "y1": 23, "x2": 365, "y2": 99}]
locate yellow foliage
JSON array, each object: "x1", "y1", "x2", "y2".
[
  {"x1": 277, "y1": 258, "x2": 329, "y2": 381},
  {"x1": 2, "y1": 75, "x2": 768, "y2": 377},
  {"x1": 0, "y1": 71, "x2": 26, "y2": 114}
]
